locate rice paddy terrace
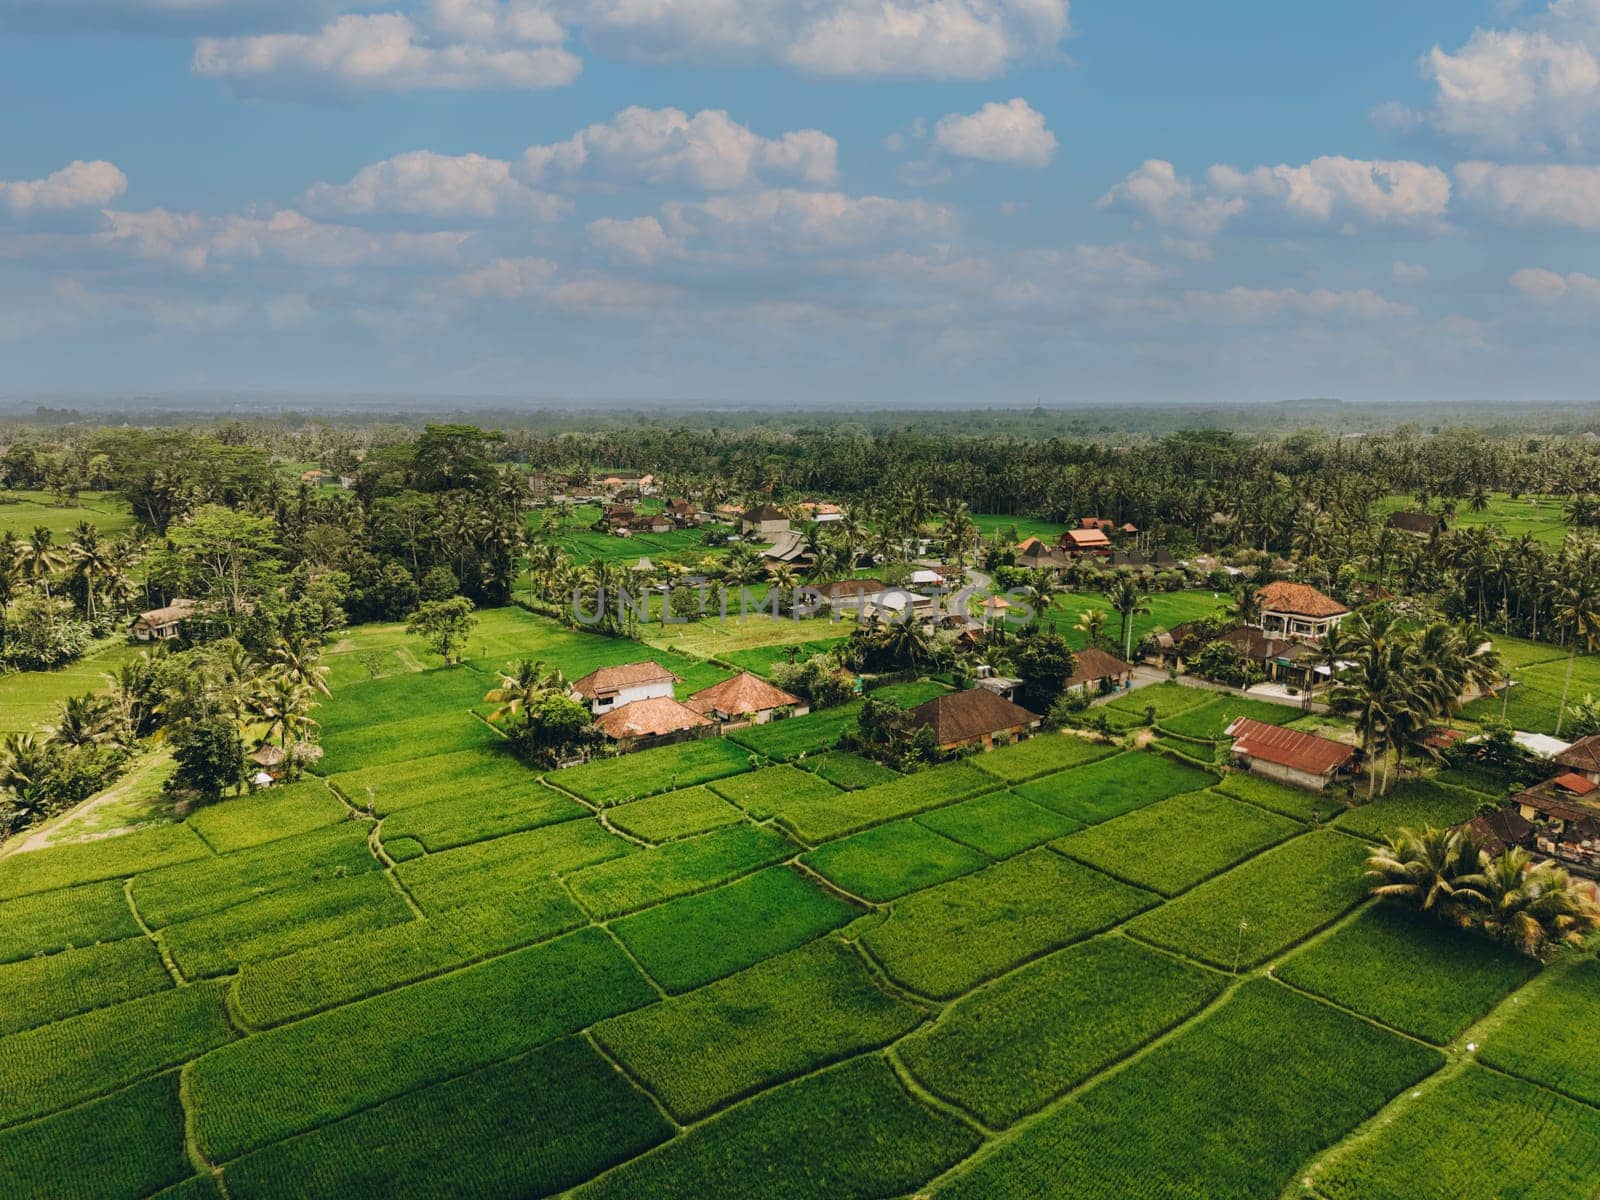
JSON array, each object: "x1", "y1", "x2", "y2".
[{"x1": 2, "y1": 610, "x2": 1599, "y2": 1199}]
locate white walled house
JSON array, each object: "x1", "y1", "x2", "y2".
[
  {"x1": 1254, "y1": 581, "x2": 1349, "y2": 642},
  {"x1": 570, "y1": 662, "x2": 680, "y2": 715}
]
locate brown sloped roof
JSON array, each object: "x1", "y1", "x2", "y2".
[
  {"x1": 743, "y1": 504, "x2": 788, "y2": 522},
  {"x1": 1388, "y1": 511, "x2": 1438, "y2": 534},
  {"x1": 1255, "y1": 581, "x2": 1350, "y2": 619},
  {"x1": 596, "y1": 697, "x2": 710, "y2": 739},
  {"x1": 1225, "y1": 717, "x2": 1355, "y2": 776},
  {"x1": 133, "y1": 599, "x2": 198, "y2": 626},
  {"x1": 1065, "y1": 647, "x2": 1132, "y2": 688},
  {"x1": 1555, "y1": 734, "x2": 1600, "y2": 775},
  {"x1": 818, "y1": 578, "x2": 887, "y2": 600},
  {"x1": 1062, "y1": 528, "x2": 1112, "y2": 549},
  {"x1": 571, "y1": 661, "x2": 680, "y2": 699},
  {"x1": 1464, "y1": 807, "x2": 1534, "y2": 855},
  {"x1": 907, "y1": 688, "x2": 1040, "y2": 745},
  {"x1": 688, "y1": 672, "x2": 801, "y2": 716}
]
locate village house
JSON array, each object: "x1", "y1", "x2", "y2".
[
  {"x1": 905, "y1": 688, "x2": 1041, "y2": 753},
  {"x1": 1016, "y1": 537, "x2": 1068, "y2": 571},
  {"x1": 665, "y1": 498, "x2": 703, "y2": 526},
  {"x1": 1492, "y1": 734, "x2": 1600, "y2": 876},
  {"x1": 1255, "y1": 581, "x2": 1349, "y2": 642},
  {"x1": 1060, "y1": 527, "x2": 1113, "y2": 556},
  {"x1": 131, "y1": 599, "x2": 198, "y2": 642},
  {"x1": 687, "y1": 672, "x2": 807, "y2": 724},
  {"x1": 741, "y1": 504, "x2": 791, "y2": 540},
  {"x1": 596, "y1": 696, "x2": 711, "y2": 750},
  {"x1": 862, "y1": 588, "x2": 937, "y2": 627},
  {"x1": 816, "y1": 578, "x2": 888, "y2": 614},
  {"x1": 248, "y1": 744, "x2": 288, "y2": 787},
  {"x1": 1388, "y1": 511, "x2": 1441, "y2": 538},
  {"x1": 570, "y1": 661, "x2": 679, "y2": 715},
  {"x1": 1062, "y1": 647, "x2": 1134, "y2": 696},
  {"x1": 795, "y1": 501, "x2": 844, "y2": 523},
  {"x1": 1224, "y1": 717, "x2": 1355, "y2": 792},
  {"x1": 761, "y1": 529, "x2": 812, "y2": 568}
]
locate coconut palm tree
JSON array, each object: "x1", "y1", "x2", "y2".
[
  {"x1": 13, "y1": 527, "x2": 68, "y2": 599},
  {"x1": 1104, "y1": 574, "x2": 1151, "y2": 662},
  {"x1": 1551, "y1": 570, "x2": 1600, "y2": 736},
  {"x1": 50, "y1": 693, "x2": 117, "y2": 748},
  {"x1": 69, "y1": 522, "x2": 114, "y2": 622},
  {"x1": 1478, "y1": 849, "x2": 1600, "y2": 957},
  {"x1": 877, "y1": 616, "x2": 933, "y2": 670},
  {"x1": 1365, "y1": 826, "x2": 1488, "y2": 920},
  {"x1": 483, "y1": 659, "x2": 566, "y2": 728},
  {"x1": 1074, "y1": 607, "x2": 1110, "y2": 652}
]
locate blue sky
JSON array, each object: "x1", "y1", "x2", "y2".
[{"x1": 1, "y1": 0, "x2": 1597, "y2": 404}]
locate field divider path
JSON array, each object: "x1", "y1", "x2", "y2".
[
  {"x1": 909, "y1": 893, "x2": 1393, "y2": 1193},
  {"x1": 124, "y1": 876, "x2": 186, "y2": 986},
  {"x1": 581, "y1": 1028, "x2": 685, "y2": 1135},
  {"x1": 178, "y1": 1062, "x2": 233, "y2": 1196},
  {"x1": 885, "y1": 1045, "x2": 996, "y2": 1138},
  {"x1": 1278, "y1": 948, "x2": 1600, "y2": 1199}
]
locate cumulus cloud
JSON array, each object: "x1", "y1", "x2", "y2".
[
  {"x1": 1098, "y1": 160, "x2": 1245, "y2": 237},
  {"x1": 1456, "y1": 161, "x2": 1600, "y2": 229},
  {"x1": 1510, "y1": 266, "x2": 1600, "y2": 302},
  {"x1": 452, "y1": 254, "x2": 559, "y2": 298},
  {"x1": 659, "y1": 188, "x2": 956, "y2": 253},
  {"x1": 521, "y1": 106, "x2": 837, "y2": 189},
  {"x1": 194, "y1": 2, "x2": 580, "y2": 95},
  {"x1": 934, "y1": 98, "x2": 1056, "y2": 166},
  {"x1": 1393, "y1": 260, "x2": 1430, "y2": 284},
  {"x1": 576, "y1": 0, "x2": 1069, "y2": 79},
  {"x1": 1176, "y1": 286, "x2": 1414, "y2": 322},
  {"x1": 1207, "y1": 157, "x2": 1451, "y2": 227},
  {"x1": 0, "y1": 161, "x2": 128, "y2": 216},
  {"x1": 93, "y1": 207, "x2": 468, "y2": 271},
  {"x1": 1101, "y1": 156, "x2": 1450, "y2": 239},
  {"x1": 588, "y1": 215, "x2": 677, "y2": 263},
  {"x1": 1387, "y1": 0, "x2": 1600, "y2": 153},
  {"x1": 303, "y1": 150, "x2": 566, "y2": 219}
]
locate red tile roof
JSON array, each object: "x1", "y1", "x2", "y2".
[
  {"x1": 596, "y1": 697, "x2": 710, "y2": 740},
  {"x1": 1255, "y1": 581, "x2": 1350, "y2": 619},
  {"x1": 1555, "y1": 772, "x2": 1598, "y2": 796},
  {"x1": 687, "y1": 672, "x2": 801, "y2": 717},
  {"x1": 1225, "y1": 717, "x2": 1355, "y2": 776},
  {"x1": 1555, "y1": 734, "x2": 1600, "y2": 775},
  {"x1": 571, "y1": 661, "x2": 680, "y2": 699},
  {"x1": 1063, "y1": 528, "x2": 1112, "y2": 549}
]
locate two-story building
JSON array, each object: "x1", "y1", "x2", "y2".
[
  {"x1": 570, "y1": 661, "x2": 679, "y2": 715},
  {"x1": 1255, "y1": 581, "x2": 1350, "y2": 642}
]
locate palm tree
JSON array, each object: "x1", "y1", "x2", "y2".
[
  {"x1": 1551, "y1": 571, "x2": 1600, "y2": 736},
  {"x1": 483, "y1": 659, "x2": 566, "y2": 727},
  {"x1": 1074, "y1": 607, "x2": 1110, "y2": 651},
  {"x1": 1478, "y1": 848, "x2": 1600, "y2": 957},
  {"x1": 1104, "y1": 574, "x2": 1151, "y2": 662},
  {"x1": 51, "y1": 693, "x2": 116, "y2": 748},
  {"x1": 941, "y1": 503, "x2": 978, "y2": 573},
  {"x1": 877, "y1": 617, "x2": 933, "y2": 670},
  {"x1": 69, "y1": 522, "x2": 114, "y2": 621},
  {"x1": 257, "y1": 674, "x2": 321, "y2": 755},
  {"x1": 1365, "y1": 826, "x2": 1488, "y2": 921},
  {"x1": 0, "y1": 733, "x2": 53, "y2": 831},
  {"x1": 268, "y1": 637, "x2": 332, "y2": 698},
  {"x1": 13, "y1": 527, "x2": 68, "y2": 599}
]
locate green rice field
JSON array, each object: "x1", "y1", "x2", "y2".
[{"x1": 1, "y1": 605, "x2": 1593, "y2": 1199}]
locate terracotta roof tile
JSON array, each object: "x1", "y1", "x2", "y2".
[
  {"x1": 1255, "y1": 581, "x2": 1350, "y2": 619},
  {"x1": 596, "y1": 697, "x2": 710, "y2": 739},
  {"x1": 688, "y1": 672, "x2": 801, "y2": 717},
  {"x1": 907, "y1": 688, "x2": 1040, "y2": 745},
  {"x1": 1225, "y1": 717, "x2": 1355, "y2": 776},
  {"x1": 571, "y1": 661, "x2": 680, "y2": 699}
]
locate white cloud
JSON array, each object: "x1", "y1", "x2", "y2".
[
  {"x1": 1176, "y1": 286, "x2": 1414, "y2": 322},
  {"x1": 660, "y1": 188, "x2": 956, "y2": 253},
  {"x1": 521, "y1": 106, "x2": 836, "y2": 190},
  {"x1": 1102, "y1": 156, "x2": 1450, "y2": 240},
  {"x1": 1510, "y1": 266, "x2": 1600, "y2": 301},
  {"x1": 935, "y1": 98, "x2": 1056, "y2": 166},
  {"x1": 1207, "y1": 156, "x2": 1451, "y2": 226},
  {"x1": 193, "y1": 3, "x2": 580, "y2": 94},
  {"x1": 576, "y1": 0, "x2": 1069, "y2": 79},
  {"x1": 588, "y1": 215, "x2": 677, "y2": 263},
  {"x1": 1098, "y1": 160, "x2": 1245, "y2": 237},
  {"x1": 1456, "y1": 161, "x2": 1600, "y2": 229},
  {"x1": 93, "y1": 207, "x2": 468, "y2": 271},
  {"x1": 303, "y1": 150, "x2": 565, "y2": 219},
  {"x1": 452, "y1": 254, "x2": 558, "y2": 298},
  {"x1": 1393, "y1": 260, "x2": 1430, "y2": 284},
  {"x1": 0, "y1": 161, "x2": 127, "y2": 216},
  {"x1": 1392, "y1": 0, "x2": 1600, "y2": 153}
]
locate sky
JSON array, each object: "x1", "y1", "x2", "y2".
[{"x1": 1, "y1": 0, "x2": 1598, "y2": 406}]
